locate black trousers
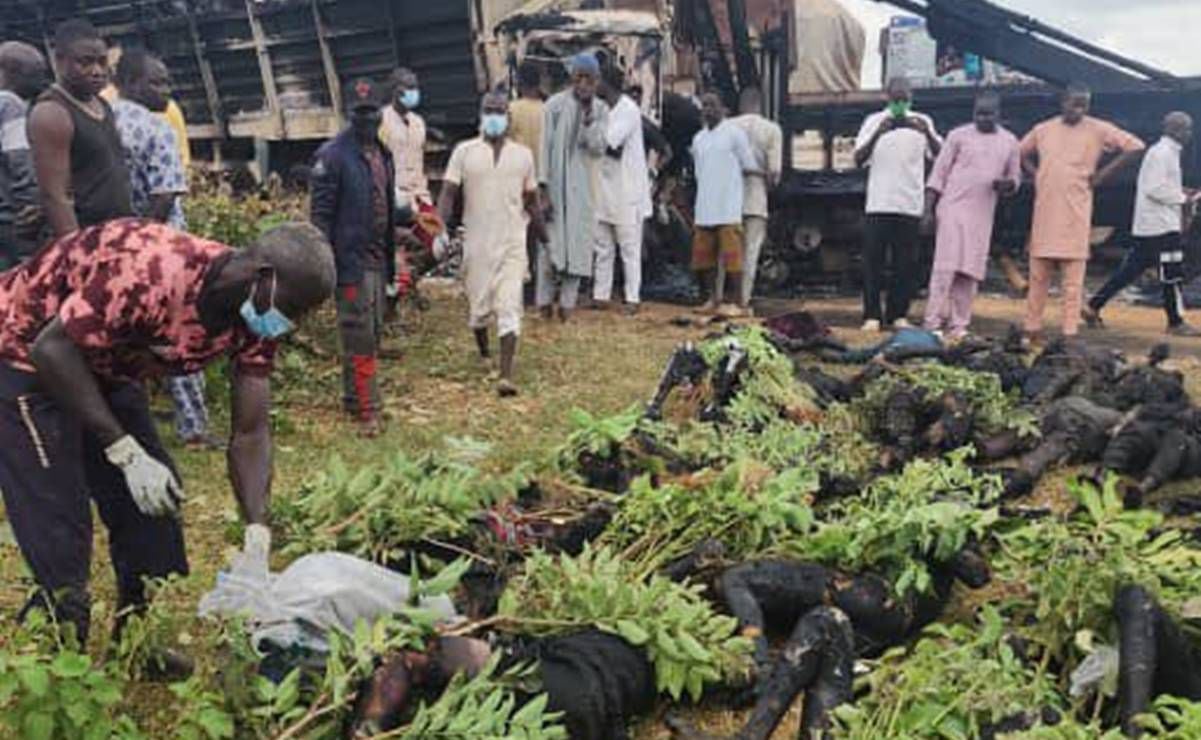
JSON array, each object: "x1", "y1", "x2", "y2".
[
  {"x1": 862, "y1": 213, "x2": 920, "y2": 323},
  {"x1": 1089, "y1": 233, "x2": 1185, "y2": 327},
  {"x1": 0, "y1": 223, "x2": 39, "y2": 271},
  {"x1": 0, "y1": 366, "x2": 188, "y2": 642}
]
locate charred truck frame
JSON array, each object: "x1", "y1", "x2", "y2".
[
  {"x1": 0, "y1": 0, "x2": 487, "y2": 168},
  {"x1": 755, "y1": 0, "x2": 1201, "y2": 291}
]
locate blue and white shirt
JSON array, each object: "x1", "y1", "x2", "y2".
[{"x1": 112, "y1": 98, "x2": 187, "y2": 229}]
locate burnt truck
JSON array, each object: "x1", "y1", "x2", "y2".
[
  {"x1": 0, "y1": 0, "x2": 495, "y2": 167},
  {"x1": 489, "y1": 0, "x2": 1201, "y2": 292},
  {"x1": 0, "y1": 1, "x2": 669, "y2": 174},
  {"x1": 752, "y1": 0, "x2": 1201, "y2": 291}
]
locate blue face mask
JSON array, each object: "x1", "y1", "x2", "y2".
[
  {"x1": 401, "y1": 89, "x2": 420, "y2": 109},
  {"x1": 240, "y1": 273, "x2": 295, "y2": 340},
  {"x1": 481, "y1": 113, "x2": 508, "y2": 138}
]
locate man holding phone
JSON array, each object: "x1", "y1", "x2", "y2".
[{"x1": 854, "y1": 77, "x2": 942, "y2": 332}]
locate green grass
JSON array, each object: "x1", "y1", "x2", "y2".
[{"x1": 0, "y1": 287, "x2": 699, "y2": 735}]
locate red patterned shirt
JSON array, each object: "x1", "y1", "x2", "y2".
[{"x1": 0, "y1": 218, "x2": 275, "y2": 381}]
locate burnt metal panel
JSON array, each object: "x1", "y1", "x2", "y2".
[{"x1": 3, "y1": 0, "x2": 481, "y2": 142}]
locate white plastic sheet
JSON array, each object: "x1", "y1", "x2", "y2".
[{"x1": 199, "y1": 551, "x2": 457, "y2": 654}]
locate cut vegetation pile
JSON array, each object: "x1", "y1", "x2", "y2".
[{"x1": 5, "y1": 319, "x2": 1201, "y2": 739}]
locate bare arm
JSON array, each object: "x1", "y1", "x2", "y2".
[
  {"x1": 228, "y1": 372, "x2": 272, "y2": 525},
  {"x1": 926, "y1": 129, "x2": 942, "y2": 158},
  {"x1": 29, "y1": 318, "x2": 125, "y2": 446},
  {"x1": 659, "y1": 142, "x2": 674, "y2": 174},
  {"x1": 436, "y1": 181, "x2": 460, "y2": 230},
  {"x1": 1094, "y1": 126, "x2": 1147, "y2": 189},
  {"x1": 147, "y1": 193, "x2": 177, "y2": 223},
  {"x1": 524, "y1": 189, "x2": 547, "y2": 244},
  {"x1": 1092, "y1": 149, "x2": 1143, "y2": 189},
  {"x1": 922, "y1": 187, "x2": 941, "y2": 233},
  {"x1": 28, "y1": 101, "x2": 78, "y2": 237},
  {"x1": 926, "y1": 132, "x2": 957, "y2": 197},
  {"x1": 438, "y1": 143, "x2": 465, "y2": 230},
  {"x1": 911, "y1": 117, "x2": 942, "y2": 158},
  {"x1": 996, "y1": 140, "x2": 1023, "y2": 197},
  {"x1": 1021, "y1": 149, "x2": 1040, "y2": 179},
  {"x1": 1017, "y1": 126, "x2": 1043, "y2": 181}
]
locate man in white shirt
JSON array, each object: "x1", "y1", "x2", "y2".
[
  {"x1": 437, "y1": 92, "x2": 546, "y2": 397},
  {"x1": 380, "y1": 67, "x2": 429, "y2": 208},
  {"x1": 1085, "y1": 112, "x2": 1200, "y2": 336},
  {"x1": 593, "y1": 67, "x2": 651, "y2": 315},
  {"x1": 692, "y1": 91, "x2": 760, "y2": 315},
  {"x1": 733, "y1": 86, "x2": 783, "y2": 310},
  {"x1": 853, "y1": 77, "x2": 942, "y2": 332}
]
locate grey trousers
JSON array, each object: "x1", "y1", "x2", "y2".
[
  {"x1": 337, "y1": 269, "x2": 385, "y2": 421},
  {"x1": 741, "y1": 215, "x2": 769, "y2": 305},
  {"x1": 535, "y1": 246, "x2": 582, "y2": 310}
]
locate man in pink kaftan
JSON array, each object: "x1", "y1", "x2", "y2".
[{"x1": 923, "y1": 93, "x2": 1021, "y2": 340}]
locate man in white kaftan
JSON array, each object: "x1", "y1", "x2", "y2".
[{"x1": 538, "y1": 53, "x2": 609, "y2": 320}]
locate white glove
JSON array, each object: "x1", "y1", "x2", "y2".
[
  {"x1": 231, "y1": 523, "x2": 271, "y2": 576},
  {"x1": 105, "y1": 435, "x2": 183, "y2": 517},
  {"x1": 432, "y1": 233, "x2": 450, "y2": 262},
  {"x1": 244, "y1": 524, "x2": 270, "y2": 561}
]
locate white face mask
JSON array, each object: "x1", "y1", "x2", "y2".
[{"x1": 481, "y1": 113, "x2": 509, "y2": 138}]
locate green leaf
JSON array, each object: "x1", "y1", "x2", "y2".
[
  {"x1": 1077, "y1": 479, "x2": 1105, "y2": 525},
  {"x1": 22, "y1": 711, "x2": 55, "y2": 740},
  {"x1": 685, "y1": 669, "x2": 705, "y2": 703},
  {"x1": 417, "y1": 557, "x2": 472, "y2": 597},
  {"x1": 195, "y1": 708, "x2": 235, "y2": 739},
  {"x1": 273, "y1": 668, "x2": 301, "y2": 712},
  {"x1": 677, "y1": 631, "x2": 712, "y2": 662},
  {"x1": 51, "y1": 651, "x2": 92, "y2": 678},
  {"x1": 17, "y1": 665, "x2": 50, "y2": 697},
  {"x1": 614, "y1": 620, "x2": 650, "y2": 646}
]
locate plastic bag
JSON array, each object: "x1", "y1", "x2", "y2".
[
  {"x1": 1070, "y1": 645, "x2": 1120, "y2": 699},
  {"x1": 199, "y1": 551, "x2": 457, "y2": 654}
]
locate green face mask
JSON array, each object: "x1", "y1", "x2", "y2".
[{"x1": 888, "y1": 100, "x2": 912, "y2": 118}]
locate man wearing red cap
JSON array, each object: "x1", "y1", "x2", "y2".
[{"x1": 310, "y1": 78, "x2": 396, "y2": 435}]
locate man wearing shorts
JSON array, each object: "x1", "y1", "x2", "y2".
[{"x1": 691, "y1": 91, "x2": 759, "y2": 315}]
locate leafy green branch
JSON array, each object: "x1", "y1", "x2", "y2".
[{"x1": 497, "y1": 545, "x2": 753, "y2": 702}]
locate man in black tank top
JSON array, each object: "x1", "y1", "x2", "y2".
[{"x1": 29, "y1": 19, "x2": 132, "y2": 238}]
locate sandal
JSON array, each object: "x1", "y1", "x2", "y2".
[{"x1": 1081, "y1": 306, "x2": 1104, "y2": 329}]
